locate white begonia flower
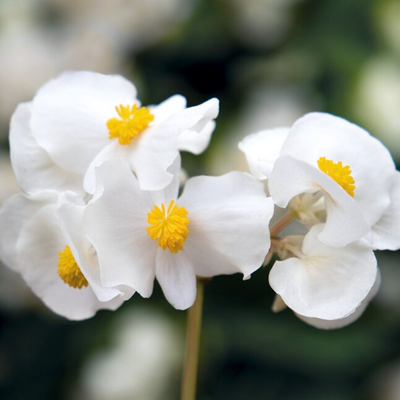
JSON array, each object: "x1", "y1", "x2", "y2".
[
  {"x1": 240, "y1": 112, "x2": 397, "y2": 248},
  {"x1": 269, "y1": 224, "x2": 377, "y2": 320},
  {"x1": 23, "y1": 71, "x2": 218, "y2": 193},
  {"x1": 0, "y1": 190, "x2": 133, "y2": 320},
  {"x1": 83, "y1": 158, "x2": 274, "y2": 310}
]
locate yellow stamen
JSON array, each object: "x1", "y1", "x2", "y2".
[
  {"x1": 147, "y1": 200, "x2": 190, "y2": 253},
  {"x1": 57, "y1": 245, "x2": 88, "y2": 289},
  {"x1": 317, "y1": 157, "x2": 356, "y2": 197},
  {"x1": 107, "y1": 104, "x2": 154, "y2": 145}
]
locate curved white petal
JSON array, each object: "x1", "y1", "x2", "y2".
[
  {"x1": 83, "y1": 141, "x2": 130, "y2": 194},
  {"x1": 281, "y1": 112, "x2": 395, "y2": 225},
  {"x1": 10, "y1": 102, "x2": 83, "y2": 194},
  {"x1": 238, "y1": 127, "x2": 289, "y2": 180},
  {"x1": 297, "y1": 270, "x2": 381, "y2": 329},
  {"x1": 0, "y1": 191, "x2": 58, "y2": 269},
  {"x1": 17, "y1": 205, "x2": 121, "y2": 320},
  {"x1": 31, "y1": 71, "x2": 137, "y2": 174},
  {"x1": 150, "y1": 95, "x2": 187, "y2": 123},
  {"x1": 155, "y1": 249, "x2": 196, "y2": 310},
  {"x1": 371, "y1": 172, "x2": 400, "y2": 250},
  {"x1": 178, "y1": 120, "x2": 215, "y2": 155},
  {"x1": 179, "y1": 172, "x2": 273, "y2": 278},
  {"x1": 83, "y1": 160, "x2": 156, "y2": 297},
  {"x1": 57, "y1": 203, "x2": 134, "y2": 303},
  {"x1": 268, "y1": 156, "x2": 369, "y2": 247},
  {"x1": 269, "y1": 224, "x2": 377, "y2": 320},
  {"x1": 168, "y1": 98, "x2": 219, "y2": 132},
  {"x1": 128, "y1": 123, "x2": 180, "y2": 191},
  {"x1": 148, "y1": 155, "x2": 181, "y2": 207}
]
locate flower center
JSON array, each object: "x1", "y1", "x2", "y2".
[
  {"x1": 57, "y1": 245, "x2": 88, "y2": 289},
  {"x1": 317, "y1": 157, "x2": 355, "y2": 197},
  {"x1": 146, "y1": 200, "x2": 190, "y2": 253},
  {"x1": 107, "y1": 104, "x2": 154, "y2": 145}
]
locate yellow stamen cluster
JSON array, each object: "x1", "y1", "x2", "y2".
[
  {"x1": 107, "y1": 104, "x2": 154, "y2": 145},
  {"x1": 57, "y1": 245, "x2": 88, "y2": 289},
  {"x1": 147, "y1": 200, "x2": 190, "y2": 253},
  {"x1": 317, "y1": 156, "x2": 356, "y2": 197}
]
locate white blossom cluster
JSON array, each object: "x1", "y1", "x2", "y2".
[
  {"x1": 1, "y1": 71, "x2": 399, "y2": 329},
  {"x1": 0, "y1": 71, "x2": 273, "y2": 320},
  {"x1": 240, "y1": 113, "x2": 400, "y2": 328}
]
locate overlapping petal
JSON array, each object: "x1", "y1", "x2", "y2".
[
  {"x1": 0, "y1": 190, "x2": 127, "y2": 320},
  {"x1": 269, "y1": 224, "x2": 377, "y2": 320},
  {"x1": 280, "y1": 112, "x2": 395, "y2": 225},
  {"x1": 31, "y1": 71, "x2": 137, "y2": 174},
  {"x1": 268, "y1": 156, "x2": 369, "y2": 247},
  {"x1": 179, "y1": 172, "x2": 274, "y2": 279},
  {"x1": 83, "y1": 160, "x2": 156, "y2": 298},
  {"x1": 10, "y1": 103, "x2": 83, "y2": 194},
  {"x1": 238, "y1": 127, "x2": 289, "y2": 180}
]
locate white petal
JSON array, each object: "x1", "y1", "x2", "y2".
[
  {"x1": 10, "y1": 102, "x2": 83, "y2": 194},
  {"x1": 268, "y1": 156, "x2": 369, "y2": 247},
  {"x1": 148, "y1": 155, "x2": 181, "y2": 206},
  {"x1": 17, "y1": 205, "x2": 120, "y2": 320},
  {"x1": 57, "y1": 203, "x2": 134, "y2": 303},
  {"x1": 31, "y1": 71, "x2": 137, "y2": 174},
  {"x1": 297, "y1": 270, "x2": 381, "y2": 329},
  {"x1": 156, "y1": 249, "x2": 196, "y2": 310},
  {"x1": 0, "y1": 191, "x2": 58, "y2": 269},
  {"x1": 371, "y1": 172, "x2": 400, "y2": 250},
  {"x1": 238, "y1": 127, "x2": 289, "y2": 180},
  {"x1": 128, "y1": 123, "x2": 180, "y2": 191},
  {"x1": 177, "y1": 120, "x2": 215, "y2": 155},
  {"x1": 150, "y1": 95, "x2": 187, "y2": 123},
  {"x1": 281, "y1": 112, "x2": 395, "y2": 225},
  {"x1": 179, "y1": 172, "x2": 274, "y2": 278},
  {"x1": 83, "y1": 141, "x2": 130, "y2": 194},
  {"x1": 168, "y1": 98, "x2": 219, "y2": 133},
  {"x1": 269, "y1": 224, "x2": 377, "y2": 320},
  {"x1": 83, "y1": 160, "x2": 156, "y2": 297}
]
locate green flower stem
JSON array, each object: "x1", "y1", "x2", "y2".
[{"x1": 181, "y1": 278, "x2": 206, "y2": 400}]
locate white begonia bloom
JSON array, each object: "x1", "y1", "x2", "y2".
[
  {"x1": 83, "y1": 158, "x2": 274, "y2": 310},
  {"x1": 241, "y1": 112, "x2": 397, "y2": 248},
  {"x1": 269, "y1": 224, "x2": 377, "y2": 320},
  {"x1": 26, "y1": 71, "x2": 218, "y2": 193},
  {"x1": 0, "y1": 190, "x2": 133, "y2": 320}
]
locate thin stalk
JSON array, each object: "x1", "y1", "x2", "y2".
[
  {"x1": 180, "y1": 278, "x2": 205, "y2": 400},
  {"x1": 270, "y1": 211, "x2": 295, "y2": 238}
]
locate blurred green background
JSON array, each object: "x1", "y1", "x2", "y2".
[{"x1": 1, "y1": 0, "x2": 400, "y2": 399}]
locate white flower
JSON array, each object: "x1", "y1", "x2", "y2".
[
  {"x1": 19, "y1": 71, "x2": 218, "y2": 194},
  {"x1": 83, "y1": 158, "x2": 274, "y2": 310},
  {"x1": 240, "y1": 112, "x2": 398, "y2": 248},
  {"x1": 269, "y1": 224, "x2": 377, "y2": 320},
  {"x1": 0, "y1": 190, "x2": 133, "y2": 320}
]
